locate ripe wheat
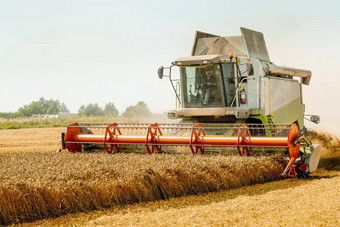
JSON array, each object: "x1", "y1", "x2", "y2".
[{"x1": 0, "y1": 152, "x2": 283, "y2": 225}]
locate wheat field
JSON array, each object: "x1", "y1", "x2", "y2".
[
  {"x1": 0, "y1": 127, "x2": 339, "y2": 225},
  {"x1": 0, "y1": 152, "x2": 283, "y2": 225},
  {"x1": 85, "y1": 174, "x2": 340, "y2": 227}
]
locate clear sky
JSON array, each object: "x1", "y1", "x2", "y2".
[{"x1": 1, "y1": 0, "x2": 340, "y2": 134}]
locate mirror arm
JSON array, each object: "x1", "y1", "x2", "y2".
[{"x1": 168, "y1": 66, "x2": 182, "y2": 105}]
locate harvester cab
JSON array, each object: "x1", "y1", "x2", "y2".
[{"x1": 61, "y1": 27, "x2": 321, "y2": 178}]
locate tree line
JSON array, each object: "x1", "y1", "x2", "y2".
[
  {"x1": 0, "y1": 97, "x2": 151, "y2": 118},
  {"x1": 78, "y1": 101, "x2": 150, "y2": 118}
]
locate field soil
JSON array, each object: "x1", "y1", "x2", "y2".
[{"x1": 0, "y1": 127, "x2": 62, "y2": 153}]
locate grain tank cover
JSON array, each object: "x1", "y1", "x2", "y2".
[
  {"x1": 191, "y1": 31, "x2": 247, "y2": 57},
  {"x1": 191, "y1": 27, "x2": 270, "y2": 62},
  {"x1": 240, "y1": 27, "x2": 270, "y2": 62}
]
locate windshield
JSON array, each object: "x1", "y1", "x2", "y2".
[{"x1": 180, "y1": 65, "x2": 224, "y2": 107}]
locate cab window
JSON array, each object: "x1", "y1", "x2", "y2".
[{"x1": 180, "y1": 65, "x2": 224, "y2": 107}]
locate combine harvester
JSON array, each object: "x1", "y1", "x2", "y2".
[{"x1": 61, "y1": 27, "x2": 320, "y2": 177}]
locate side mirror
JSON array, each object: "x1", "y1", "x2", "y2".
[
  {"x1": 310, "y1": 115, "x2": 320, "y2": 124},
  {"x1": 305, "y1": 114, "x2": 320, "y2": 124},
  {"x1": 158, "y1": 66, "x2": 164, "y2": 79}
]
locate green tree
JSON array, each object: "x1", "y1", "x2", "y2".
[
  {"x1": 122, "y1": 101, "x2": 151, "y2": 118},
  {"x1": 103, "y1": 102, "x2": 119, "y2": 117},
  {"x1": 78, "y1": 103, "x2": 104, "y2": 116},
  {"x1": 18, "y1": 101, "x2": 45, "y2": 117},
  {"x1": 38, "y1": 97, "x2": 48, "y2": 113},
  {"x1": 46, "y1": 100, "x2": 60, "y2": 114},
  {"x1": 0, "y1": 112, "x2": 24, "y2": 118},
  {"x1": 78, "y1": 105, "x2": 86, "y2": 116},
  {"x1": 17, "y1": 97, "x2": 69, "y2": 117},
  {"x1": 59, "y1": 103, "x2": 69, "y2": 113}
]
